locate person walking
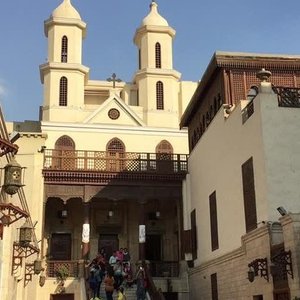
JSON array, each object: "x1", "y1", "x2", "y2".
[
  {"x1": 136, "y1": 267, "x2": 146, "y2": 300},
  {"x1": 104, "y1": 268, "x2": 115, "y2": 300}
]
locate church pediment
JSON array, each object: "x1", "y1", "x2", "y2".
[{"x1": 83, "y1": 93, "x2": 145, "y2": 126}]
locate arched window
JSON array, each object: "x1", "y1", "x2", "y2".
[
  {"x1": 155, "y1": 42, "x2": 161, "y2": 68},
  {"x1": 156, "y1": 81, "x2": 164, "y2": 110},
  {"x1": 54, "y1": 135, "x2": 75, "y2": 169},
  {"x1": 138, "y1": 49, "x2": 141, "y2": 70},
  {"x1": 106, "y1": 138, "x2": 125, "y2": 171},
  {"x1": 61, "y1": 36, "x2": 68, "y2": 63},
  {"x1": 156, "y1": 140, "x2": 173, "y2": 154},
  {"x1": 156, "y1": 140, "x2": 173, "y2": 172},
  {"x1": 59, "y1": 77, "x2": 68, "y2": 106},
  {"x1": 55, "y1": 135, "x2": 75, "y2": 150}
]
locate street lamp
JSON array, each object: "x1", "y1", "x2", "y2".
[
  {"x1": 3, "y1": 158, "x2": 24, "y2": 195},
  {"x1": 19, "y1": 219, "x2": 33, "y2": 246}
]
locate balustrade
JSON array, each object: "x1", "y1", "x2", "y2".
[{"x1": 43, "y1": 149, "x2": 188, "y2": 174}]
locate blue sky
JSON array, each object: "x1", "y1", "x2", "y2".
[{"x1": 1, "y1": 0, "x2": 300, "y2": 122}]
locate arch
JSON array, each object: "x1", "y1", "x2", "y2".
[
  {"x1": 53, "y1": 135, "x2": 75, "y2": 169},
  {"x1": 55, "y1": 135, "x2": 75, "y2": 150},
  {"x1": 156, "y1": 81, "x2": 164, "y2": 110},
  {"x1": 155, "y1": 42, "x2": 161, "y2": 68},
  {"x1": 106, "y1": 138, "x2": 125, "y2": 153},
  {"x1": 61, "y1": 35, "x2": 68, "y2": 63},
  {"x1": 156, "y1": 140, "x2": 173, "y2": 154},
  {"x1": 59, "y1": 76, "x2": 68, "y2": 106},
  {"x1": 156, "y1": 140, "x2": 173, "y2": 173},
  {"x1": 106, "y1": 138, "x2": 125, "y2": 172}
]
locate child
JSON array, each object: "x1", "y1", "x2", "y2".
[{"x1": 117, "y1": 286, "x2": 127, "y2": 300}]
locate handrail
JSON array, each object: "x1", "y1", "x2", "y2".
[{"x1": 143, "y1": 261, "x2": 165, "y2": 300}]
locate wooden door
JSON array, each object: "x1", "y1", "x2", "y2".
[
  {"x1": 106, "y1": 138, "x2": 125, "y2": 172},
  {"x1": 98, "y1": 234, "x2": 119, "y2": 260},
  {"x1": 146, "y1": 234, "x2": 162, "y2": 261},
  {"x1": 156, "y1": 140, "x2": 173, "y2": 173},
  {"x1": 50, "y1": 233, "x2": 71, "y2": 260},
  {"x1": 51, "y1": 294, "x2": 74, "y2": 300}
]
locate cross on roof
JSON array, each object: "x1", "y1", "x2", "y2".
[{"x1": 106, "y1": 73, "x2": 122, "y2": 88}]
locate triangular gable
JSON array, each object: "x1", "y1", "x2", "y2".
[{"x1": 83, "y1": 93, "x2": 145, "y2": 126}]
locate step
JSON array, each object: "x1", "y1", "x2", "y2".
[{"x1": 95, "y1": 282, "x2": 137, "y2": 300}]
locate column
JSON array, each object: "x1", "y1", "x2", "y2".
[
  {"x1": 138, "y1": 200, "x2": 146, "y2": 262},
  {"x1": 81, "y1": 202, "x2": 90, "y2": 260}
]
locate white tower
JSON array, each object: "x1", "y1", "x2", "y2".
[
  {"x1": 40, "y1": 0, "x2": 89, "y2": 122},
  {"x1": 133, "y1": 1, "x2": 181, "y2": 127}
]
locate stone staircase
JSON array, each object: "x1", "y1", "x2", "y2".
[{"x1": 96, "y1": 282, "x2": 137, "y2": 300}]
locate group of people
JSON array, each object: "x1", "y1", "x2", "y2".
[{"x1": 88, "y1": 247, "x2": 147, "y2": 300}]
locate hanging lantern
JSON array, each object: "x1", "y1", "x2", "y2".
[
  {"x1": 39, "y1": 275, "x2": 46, "y2": 287},
  {"x1": 34, "y1": 258, "x2": 43, "y2": 275},
  {"x1": 19, "y1": 219, "x2": 32, "y2": 246},
  {"x1": 3, "y1": 158, "x2": 24, "y2": 195}
]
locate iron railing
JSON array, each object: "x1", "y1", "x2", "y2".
[
  {"x1": 43, "y1": 149, "x2": 188, "y2": 174},
  {"x1": 47, "y1": 260, "x2": 79, "y2": 278},
  {"x1": 273, "y1": 86, "x2": 300, "y2": 108}
]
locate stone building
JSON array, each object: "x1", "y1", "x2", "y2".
[{"x1": 181, "y1": 52, "x2": 300, "y2": 300}]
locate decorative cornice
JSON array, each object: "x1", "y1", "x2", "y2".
[{"x1": 42, "y1": 170, "x2": 186, "y2": 185}]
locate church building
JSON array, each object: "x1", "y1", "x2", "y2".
[{"x1": 0, "y1": 1, "x2": 197, "y2": 300}]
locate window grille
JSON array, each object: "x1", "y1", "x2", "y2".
[
  {"x1": 107, "y1": 138, "x2": 125, "y2": 153},
  {"x1": 156, "y1": 81, "x2": 164, "y2": 110},
  {"x1": 55, "y1": 135, "x2": 75, "y2": 150},
  {"x1": 156, "y1": 140, "x2": 173, "y2": 154},
  {"x1": 59, "y1": 77, "x2": 68, "y2": 106},
  {"x1": 61, "y1": 36, "x2": 68, "y2": 63},
  {"x1": 155, "y1": 42, "x2": 161, "y2": 68}
]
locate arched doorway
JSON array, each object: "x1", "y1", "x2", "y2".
[
  {"x1": 53, "y1": 135, "x2": 76, "y2": 169},
  {"x1": 106, "y1": 138, "x2": 125, "y2": 172},
  {"x1": 156, "y1": 140, "x2": 173, "y2": 173}
]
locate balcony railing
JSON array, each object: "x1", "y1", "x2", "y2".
[
  {"x1": 242, "y1": 100, "x2": 254, "y2": 124},
  {"x1": 47, "y1": 260, "x2": 79, "y2": 278},
  {"x1": 43, "y1": 149, "x2": 188, "y2": 174},
  {"x1": 273, "y1": 86, "x2": 300, "y2": 108}
]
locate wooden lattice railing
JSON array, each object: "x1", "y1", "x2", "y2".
[
  {"x1": 47, "y1": 260, "x2": 79, "y2": 278},
  {"x1": 43, "y1": 149, "x2": 188, "y2": 174},
  {"x1": 273, "y1": 86, "x2": 300, "y2": 108},
  {"x1": 242, "y1": 100, "x2": 254, "y2": 124}
]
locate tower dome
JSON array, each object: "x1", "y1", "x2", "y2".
[
  {"x1": 142, "y1": 1, "x2": 168, "y2": 26},
  {"x1": 51, "y1": 0, "x2": 81, "y2": 20}
]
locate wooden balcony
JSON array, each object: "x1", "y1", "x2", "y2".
[{"x1": 42, "y1": 149, "x2": 188, "y2": 184}]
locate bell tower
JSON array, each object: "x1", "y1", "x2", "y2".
[
  {"x1": 133, "y1": 1, "x2": 181, "y2": 127},
  {"x1": 40, "y1": 0, "x2": 89, "y2": 122}
]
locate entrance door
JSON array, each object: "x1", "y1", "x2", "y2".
[
  {"x1": 98, "y1": 234, "x2": 119, "y2": 259},
  {"x1": 146, "y1": 234, "x2": 162, "y2": 261},
  {"x1": 50, "y1": 294, "x2": 74, "y2": 300},
  {"x1": 50, "y1": 233, "x2": 71, "y2": 260}
]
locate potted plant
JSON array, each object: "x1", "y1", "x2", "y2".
[{"x1": 56, "y1": 265, "x2": 70, "y2": 286}]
